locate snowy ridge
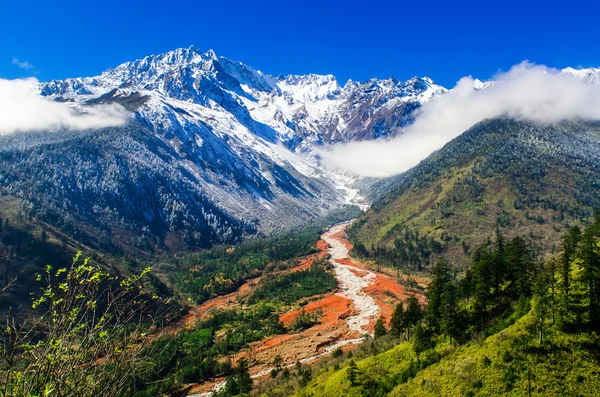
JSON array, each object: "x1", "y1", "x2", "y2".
[
  {"x1": 38, "y1": 46, "x2": 448, "y2": 147},
  {"x1": 33, "y1": 46, "x2": 449, "y2": 239},
  {"x1": 468, "y1": 66, "x2": 600, "y2": 92},
  {"x1": 24, "y1": 47, "x2": 600, "y2": 249},
  {"x1": 560, "y1": 67, "x2": 600, "y2": 85}
]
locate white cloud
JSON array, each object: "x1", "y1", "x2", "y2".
[
  {"x1": 12, "y1": 57, "x2": 35, "y2": 71},
  {"x1": 0, "y1": 77, "x2": 130, "y2": 135},
  {"x1": 318, "y1": 62, "x2": 600, "y2": 178}
]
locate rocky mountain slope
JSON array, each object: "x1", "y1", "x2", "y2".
[
  {"x1": 0, "y1": 46, "x2": 446, "y2": 254},
  {"x1": 37, "y1": 46, "x2": 447, "y2": 149}
]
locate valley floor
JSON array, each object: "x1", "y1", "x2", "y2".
[{"x1": 183, "y1": 223, "x2": 426, "y2": 396}]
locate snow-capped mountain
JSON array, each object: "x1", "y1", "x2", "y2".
[
  {"x1": 470, "y1": 66, "x2": 600, "y2": 90},
  {"x1": 471, "y1": 78, "x2": 497, "y2": 90},
  {"x1": 3, "y1": 47, "x2": 599, "y2": 254},
  {"x1": 560, "y1": 67, "x2": 600, "y2": 85},
  {"x1": 0, "y1": 46, "x2": 446, "y2": 254},
  {"x1": 38, "y1": 46, "x2": 447, "y2": 150}
]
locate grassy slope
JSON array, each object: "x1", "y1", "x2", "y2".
[
  {"x1": 298, "y1": 312, "x2": 600, "y2": 397},
  {"x1": 302, "y1": 343, "x2": 415, "y2": 397},
  {"x1": 353, "y1": 119, "x2": 600, "y2": 266}
]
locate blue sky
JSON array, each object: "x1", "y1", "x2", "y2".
[{"x1": 2, "y1": 0, "x2": 599, "y2": 87}]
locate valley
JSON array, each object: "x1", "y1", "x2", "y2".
[
  {"x1": 2, "y1": 31, "x2": 600, "y2": 397},
  {"x1": 178, "y1": 222, "x2": 425, "y2": 396}
]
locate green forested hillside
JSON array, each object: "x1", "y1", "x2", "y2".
[
  {"x1": 258, "y1": 215, "x2": 600, "y2": 397},
  {"x1": 0, "y1": 199, "x2": 109, "y2": 318},
  {"x1": 281, "y1": 311, "x2": 600, "y2": 397},
  {"x1": 350, "y1": 119, "x2": 600, "y2": 269}
]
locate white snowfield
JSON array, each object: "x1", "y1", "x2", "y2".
[{"x1": 190, "y1": 223, "x2": 379, "y2": 397}]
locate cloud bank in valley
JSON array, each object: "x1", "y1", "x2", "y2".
[
  {"x1": 318, "y1": 62, "x2": 600, "y2": 178},
  {"x1": 0, "y1": 78, "x2": 129, "y2": 135}
]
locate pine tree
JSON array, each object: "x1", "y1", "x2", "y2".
[
  {"x1": 390, "y1": 302, "x2": 405, "y2": 338},
  {"x1": 272, "y1": 354, "x2": 283, "y2": 372},
  {"x1": 533, "y1": 264, "x2": 551, "y2": 344},
  {"x1": 347, "y1": 359, "x2": 359, "y2": 386},
  {"x1": 374, "y1": 316, "x2": 387, "y2": 338},
  {"x1": 440, "y1": 282, "x2": 466, "y2": 344},
  {"x1": 505, "y1": 236, "x2": 534, "y2": 298},
  {"x1": 426, "y1": 258, "x2": 452, "y2": 331},
  {"x1": 412, "y1": 324, "x2": 434, "y2": 361},
  {"x1": 543, "y1": 256, "x2": 560, "y2": 325},
  {"x1": 561, "y1": 225, "x2": 581, "y2": 316},
  {"x1": 404, "y1": 295, "x2": 423, "y2": 340},
  {"x1": 223, "y1": 376, "x2": 239, "y2": 396},
  {"x1": 580, "y1": 218, "x2": 600, "y2": 330},
  {"x1": 235, "y1": 358, "x2": 252, "y2": 395},
  {"x1": 469, "y1": 245, "x2": 495, "y2": 326},
  {"x1": 493, "y1": 227, "x2": 506, "y2": 299}
]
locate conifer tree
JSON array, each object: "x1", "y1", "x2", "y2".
[
  {"x1": 347, "y1": 360, "x2": 359, "y2": 386},
  {"x1": 492, "y1": 227, "x2": 506, "y2": 299},
  {"x1": 412, "y1": 324, "x2": 434, "y2": 361},
  {"x1": 561, "y1": 225, "x2": 581, "y2": 314},
  {"x1": 236, "y1": 358, "x2": 253, "y2": 395},
  {"x1": 532, "y1": 257, "x2": 555, "y2": 343},
  {"x1": 404, "y1": 295, "x2": 423, "y2": 339},
  {"x1": 505, "y1": 236, "x2": 534, "y2": 298},
  {"x1": 440, "y1": 282, "x2": 466, "y2": 344},
  {"x1": 374, "y1": 316, "x2": 387, "y2": 338},
  {"x1": 390, "y1": 302, "x2": 405, "y2": 338},
  {"x1": 427, "y1": 258, "x2": 452, "y2": 331},
  {"x1": 580, "y1": 216, "x2": 600, "y2": 329}
]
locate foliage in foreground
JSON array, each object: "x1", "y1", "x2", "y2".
[{"x1": 0, "y1": 253, "x2": 161, "y2": 397}]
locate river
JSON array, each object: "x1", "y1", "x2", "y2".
[{"x1": 190, "y1": 222, "x2": 380, "y2": 396}]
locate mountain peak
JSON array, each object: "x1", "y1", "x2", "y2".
[
  {"x1": 187, "y1": 44, "x2": 201, "y2": 53},
  {"x1": 344, "y1": 79, "x2": 359, "y2": 90},
  {"x1": 204, "y1": 48, "x2": 218, "y2": 60},
  {"x1": 108, "y1": 46, "x2": 218, "y2": 75},
  {"x1": 276, "y1": 73, "x2": 342, "y2": 101},
  {"x1": 560, "y1": 66, "x2": 600, "y2": 84},
  {"x1": 472, "y1": 78, "x2": 494, "y2": 90}
]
